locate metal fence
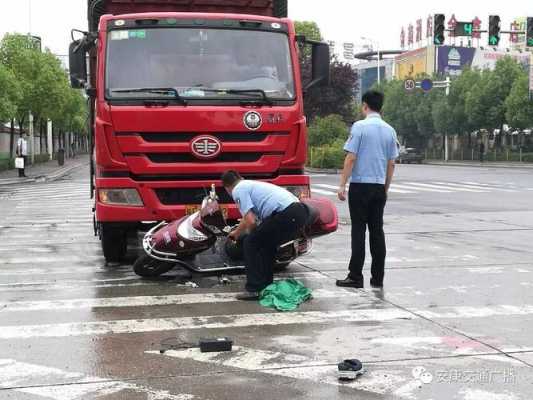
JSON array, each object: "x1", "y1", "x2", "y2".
[{"x1": 425, "y1": 148, "x2": 533, "y2": 163}]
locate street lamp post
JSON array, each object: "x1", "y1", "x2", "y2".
[{"x1": 361, "y1": 37, "x2": 380, "y2": 85}]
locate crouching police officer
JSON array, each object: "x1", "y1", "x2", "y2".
[{"x1": 221, "y1": 170, "x2": 309, "y2": 300}]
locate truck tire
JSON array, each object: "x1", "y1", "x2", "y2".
[
  {"x1": 273, "y1": 0, "x2": 288, "y2": 18},
  {"x1": 100, "y1": 223, "x2": 127, "y2": 263},
  {"x1": 133, "y1": 255, "x2": 175, "y2": 277}
]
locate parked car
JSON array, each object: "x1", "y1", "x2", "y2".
[{"x1": 398, "y1": 148, "x2": 424, "y2": 164}]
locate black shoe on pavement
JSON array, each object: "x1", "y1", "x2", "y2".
[
  {"x1": 336, "y1": 277, "x2": 364, "y2": 289},
  {"x1": 338, "y1": 359, "x2": 364, "y2": 381},
  {"x1": 236, "y1": 291, "x2": 260, "y2": 301}
]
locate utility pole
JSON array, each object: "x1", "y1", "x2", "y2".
[{"x1": 28, "y1": 0, "x2": 35, "y2": 164}]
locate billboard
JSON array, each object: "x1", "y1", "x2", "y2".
[
  {"x1": 395, "y1": 46, "x2": 435, "y2": 79},
  {"x1": 437, "y1": 46, "x2": 476, "y2": 76},
  {"x1": 437, "y1": 46, "x2": 531, "y2": 76},
  {"x1": 472, "y1": 49, "x2": 530, "y2": 70}
]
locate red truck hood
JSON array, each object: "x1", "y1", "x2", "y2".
[{"x1": 107, "y1": 105, "x2": 304, "y2": 177}]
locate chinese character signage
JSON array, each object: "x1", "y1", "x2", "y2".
[
  {"x1": 416, "y1": 19, "x2": 423, "y2": 42},
  {"x1": 408, "y1": 24, "x2": 414, "y2": 46},
  {"x1": 401, "y1": 27, "x2": 405, "y2": 49}
]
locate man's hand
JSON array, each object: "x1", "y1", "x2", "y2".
[
  {"x1": 337, "y1": 185, "x2": 347, "y2": 201},
  {"x1": 228, "y1": 229, "x2": 239, "y2": 242}
]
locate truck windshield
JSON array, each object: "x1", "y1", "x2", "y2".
[{"x1": 106, "y1": 28, "x2": 295, "y2": 102}]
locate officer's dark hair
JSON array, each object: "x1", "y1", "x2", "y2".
[
  {"x1": 362, "y1": 90, "x2": 384, "y2": 112},
  {"x1": 221, "y1": 170, "x2": 242, "y2": 188}
]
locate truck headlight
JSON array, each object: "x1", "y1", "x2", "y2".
[
  {"x1": 98, "y1": 188, "x2": 144, "y2": 206},
  {"x1": 286, "y1": 185, "x2": 310, "y2": 199}
]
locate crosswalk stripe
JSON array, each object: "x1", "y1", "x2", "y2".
[
  {"x1": 311, "y1": 188, "x2": 336, "y2": 196},
  {"x1": 390, "y1": 183, "x2": 452, "y2": 193},
  {"x1": 0, "y1": 309, "x2": 415, "y2": 339},
  {"x1": 0, "y1": 289, "x2": 359, "y2": 312},
  {"x1": 150, "y1": 347, "x2": 409, "y2": 395},
  {"x1": 436, "y1": 182, "x2": 517, "y2": 192},
  {"x1": 3, "y1": 304, "x2": 533, "y2": 339},
  {"x1": 314, "y1": 183, "x2": 414, "y2": 194},
  {"x1": 0, "y1": 359, "x2": 194, "y2": 399},
  {"x1": 401, "y1": 182, "x2": 487, "y2": 193}
]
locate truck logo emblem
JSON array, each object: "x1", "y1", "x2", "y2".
[
  {"x1": 243, "y1": 111, "x2": 262, "y2": 131},
  {"x1": 191, "y1": 135, "x2": 222, "y2": 159}
]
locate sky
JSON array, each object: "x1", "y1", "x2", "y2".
[{"x1": 0, "y1": 0, "x2": 531, "y2": 58}]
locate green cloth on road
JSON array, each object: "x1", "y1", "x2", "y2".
[{"x1": 259, "y1": 279, "x2": 312, "y2": 311}]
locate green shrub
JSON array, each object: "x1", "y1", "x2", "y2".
[
  {"x1": 308, "y1": 140, "x2": 346, "y2": 169},
  {"x1": 308, "y1": 114, "x2": 349, "y2": 147}
]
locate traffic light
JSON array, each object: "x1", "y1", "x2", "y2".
[
  {"x1": 527, "y1": 17, "x2": 533, "y2": 48},
  {"x1": 488, "y1": 15, "x2": 501, "y2": 46},
  {"x1": 434, "y1": 14, "x2": 445, "y2": 45}
]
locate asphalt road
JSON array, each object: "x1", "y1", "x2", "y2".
[{"x1": 1, "y1": 164, "x2": 533, "y2": 399}]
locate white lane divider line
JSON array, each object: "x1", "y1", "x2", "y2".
[{"x1": 0, "y1": 359, "x2": 194, "y2": 400}]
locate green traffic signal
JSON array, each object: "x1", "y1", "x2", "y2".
[{"x1": 488, "y1": 15, "x2": 501, "y2": 46}]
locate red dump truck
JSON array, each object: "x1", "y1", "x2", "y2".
[{"x1": 69, "y1": 0, "x2": 329, "y2": 262}]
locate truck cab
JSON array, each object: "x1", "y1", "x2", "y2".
[{"x1": 69, "y1": 0, "x2": 329, "y2": 262}]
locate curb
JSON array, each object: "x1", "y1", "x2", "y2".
[
  {"x1": 305, "y1": 167, "x2": 341, "y2": 175},
  {"x1": 44, "y1": 162, "x2": 87, "y2": 182},
  {"x1": 424, "y1": 161, "x2": 533, "y2": 169},
  {"x1": 0, "y1": 162, "x2": 86, "y2": 186}
]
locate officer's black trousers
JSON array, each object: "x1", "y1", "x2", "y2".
[
  {"x1": 348, "y1": 183, "x2": 387, "y2": 285},
  {"x1": 242, "y1": 203, "x2": 308, "y2": 292}
]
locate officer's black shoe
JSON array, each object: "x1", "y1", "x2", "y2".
[
  {"x1": 236, "y1": 291, "x2": 260, "y2": 301},
  {"x1": 336, "y1": 277, "x2": 364, "y2": 289}
]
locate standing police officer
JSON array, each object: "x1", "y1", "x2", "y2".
[
  {"x1": 336, "y1": 90, "x2": 399, "y2": 289},
  {"x1": 221, "y1": 170, "x2": 308, "y2": 300}
]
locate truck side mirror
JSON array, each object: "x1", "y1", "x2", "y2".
[
  {"x1": 304, "y1": 41, "x2": 330, "y2": 92},
  {"x1": 69, "y1": 40, "x2": 87, "y2": 89}
]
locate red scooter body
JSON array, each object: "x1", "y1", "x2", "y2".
[{"x1": 134, "y1": 185, "x2": 338, "y2": 277}]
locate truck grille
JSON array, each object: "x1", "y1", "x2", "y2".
[
  {"x1": 156, "y1": 187, "x2": 234, "y2": 205},
  {"x1": 136, "y1": 132, "x2": 273, "y2": 143},
  {"x1": 144, "y1": 152, "x2": 279, "y2": 163}
]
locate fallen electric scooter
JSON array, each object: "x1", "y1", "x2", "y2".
[{"x1": 133, "y1": 184, "x2": 338, "y2": 277}]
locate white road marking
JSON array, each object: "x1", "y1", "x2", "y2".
[
  {"x1": 434, "y1": 182, "x2": 515, "y2": 192},
  {"x1": 311, "y1": 188, "x2": 336, "y2": 196},
  {"x1": 4, "y1": 303, "x2": 533, "y2": 339},
  {"x1": 0, "y1": 359, "x2": 194, "y2": 400},
  {"x1": 404, "y1": 182, "x2": 487, "y2": 193},
  {"x1": 314, "y1": 183, "x2": 415, "y2": 194},
  {"x1": 0, "y1": 288, "x2": 360, "y2": 312},
  {"x1": 459, "y1": 388, "x2": 519, "y2": 400},
  {"x1": 149, "y1": 347, "x2": 410, "y2": 397},
  {"x1": 390, "y1": 183, "x2": 452, "y2": 193},
  {"x1": 0, "y1": 309, "x2": 415, "y2": 339}
]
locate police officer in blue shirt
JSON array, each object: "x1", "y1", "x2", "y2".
[
  {"x1": 336, "y1": 90, "x2": 399, "y2": 289},
  {"x1": 222, "y1": 170, "x2": 309, "y2": 300}
]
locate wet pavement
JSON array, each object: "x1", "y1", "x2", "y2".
[{"x1": 0, "y1": 164, "x2": 532, "y2": 399}]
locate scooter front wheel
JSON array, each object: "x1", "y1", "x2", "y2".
[{"x1": 133, "y1": 255, "x2": 175, "y2": 277}]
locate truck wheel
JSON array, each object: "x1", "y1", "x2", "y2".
[
  {"x1": 133, "y1": 255, "x2": 175, "y2": 277},
  {"x1": 273, "y1": 0, "x2": 288, "y2": 18},
  {"x1": 100, "y1": 223, "x2": 127, "y2": 263}
]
